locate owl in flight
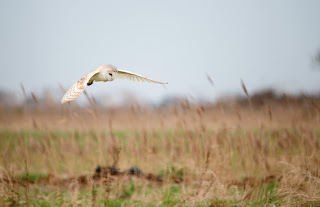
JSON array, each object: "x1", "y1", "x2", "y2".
[{"x1": 61, "y1": 64, "x2": 167, "y2": 104}]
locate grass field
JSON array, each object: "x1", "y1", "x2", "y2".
[{"x1": 0, "y1": 91, "x2": 320, "y2": 206}]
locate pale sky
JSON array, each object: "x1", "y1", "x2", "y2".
[{"x1": 0, "y1": 0, "x2": 319, "y2": 104}]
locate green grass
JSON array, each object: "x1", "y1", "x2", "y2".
[
  {"x1": 0, "y1": 176, "x2": 308, "y2": 207},
  {"x1": 18, "y1": 173, "x2": 48, "y2": 183}
]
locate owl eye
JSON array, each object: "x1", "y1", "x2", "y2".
[{"x1": 109, "y1": 73, "x2": 112, "y2": 76}]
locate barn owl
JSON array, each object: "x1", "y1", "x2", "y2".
[{"x1": 61, "y1": 64, "x2": 167, "y2": 104}]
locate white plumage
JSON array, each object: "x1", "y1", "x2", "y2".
[{"x1": 61, "y1": 64, "x2": 167, "y2": 104}]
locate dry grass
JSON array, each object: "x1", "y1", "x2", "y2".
[{"x1": 0, "y1": 91, "x2": 319, "y2": 206}]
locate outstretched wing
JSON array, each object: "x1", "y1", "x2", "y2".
[
  {"x1": 116, "y1": 70, "x2": 167, "y2": 84},
  {"x1": 61, "y1": 69, "x2": 100, "y2": 104}
]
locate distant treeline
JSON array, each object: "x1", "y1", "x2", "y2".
[{"x1": 0, "y1": 88, "x2": 319, "y2": 111}]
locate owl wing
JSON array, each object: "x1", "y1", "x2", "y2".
[
  {"x1": 116, "y1": 69, "x2": 168, "y2": 84},
  {"x1": 61, "y1": 68, "x2": 100, "y2": 104}
]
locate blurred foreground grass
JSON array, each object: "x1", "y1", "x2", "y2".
[
  {"x1": 1, "y1": 128, "x2": 320, "y2": 206},
  {"x1": 1, "y1": 90, "x2": 320, "y2": 206}
]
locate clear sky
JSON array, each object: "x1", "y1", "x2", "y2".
[{"x1": 0, "y1": 0, "x2": 319, "y2": 104}]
